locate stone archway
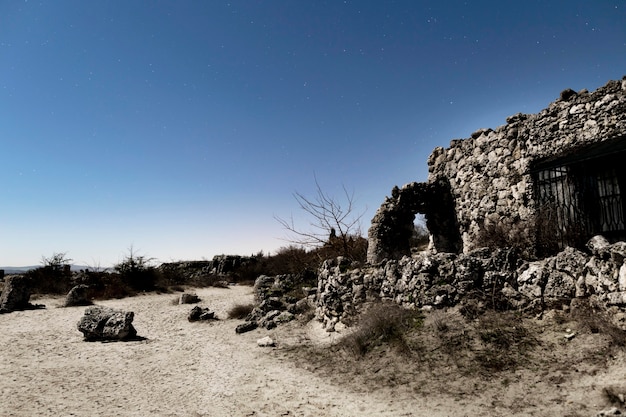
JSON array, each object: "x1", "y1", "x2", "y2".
[{"x1": 366, "y1": 178, "x2": 462, "y2": 263}]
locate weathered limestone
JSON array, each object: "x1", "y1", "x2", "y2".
[
  {"x1": 179, "y1": 293, "x2": 200, "y2": 304},
  {"x1": 236, "y1": 274, "x2": 309, "y2": 333},
  {"x1": 318, "y1": 236, "x2": 626, "y2": 330},
  {"x1": 77, "y1": 305, "x2": 137, "y2": 341},
  {"x1": 368, "y1": 77, "x2": 626, "y2": 262},
  {"x1": 0, "y1": 275, "x2": 39, "y2": 313},
  {"x1": 187, "y1": 306, "x2": 216, "y2": 321},
  {"x1": 158, "y1": 255, "x2": 259, "y2": 285},
  {"x1": 64, "y1": 284, "x2": 92, "y2": 307},
  {"x1": 367, "y1": 179, "x2": 461, "y2": 263}
]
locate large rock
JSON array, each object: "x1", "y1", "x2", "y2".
[
  {"x1": 77, "y1": 306, "x2": 137, "y2": 341},
  {"x1": 64, "y1": 284, "x2": 92, "y2": 307},
  {"x1": 187, "y1": 306, "x2": 216, "y2": 321},
  {"x1": 0, "y1": 275, "x2": 38, "y2": 313},
  {"x1": 179, "y1": 293, "x2": 200, "y2": 304}
]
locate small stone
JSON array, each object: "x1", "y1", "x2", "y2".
[
  {"x1": 235, "y1": 321, "x2": 258, "y2": 334},
  {"x1": 596, "y1": 407, "x2": 622, "y2": 417},
  {"x1": 188, "y1": 306, "x2": 216, "y2": 322},
  {"x1": 179, "y1": 293, "x2": 200, "y2": 304},
  {"x1": 257, "y1": 336, "x2": 275, "y2": 347}
]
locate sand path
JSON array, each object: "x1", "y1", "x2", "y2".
[{"x1": 0, "y1": 286, "x2": 450, "y2": 417}]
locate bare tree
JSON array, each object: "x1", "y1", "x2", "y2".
[
  {"x1": 41, "y1": 252, "x2": 72, "y2": 272},
  {"x1": 275, "y1": 177, "x2": 367, "y2": 261}
]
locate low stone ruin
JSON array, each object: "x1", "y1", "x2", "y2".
[
  {"x1": 77, "y1": 305, "x2": 138, "y2": 341},
  {"x1": 235, "y1": 274, "x2": 316, "y2": 333},
  {"x1": 317, "y1": 236, "x2": 626, "y2": 330},
  {"x1": 158, "y1": 255, "x2": 258, "y2": 285},
  {"x1": 0, "y1": 275, "x2": 42, "y2": 313}
]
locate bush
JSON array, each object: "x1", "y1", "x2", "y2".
[
  {"x1": 340, "y1": 302, "x2": 423, "y2": 356},
  {"x1": 475, "y1": 311, "x2": 537, "y2": 373},
  {"x1": 227, "y1": 303, "x2": 255, "y2": 319},
  {"x1": 410, "y1": 222, "x2": 430, "y2": 251},
  {"x1": 27, "y1": 252, "x2": 73, "y2": 294},
  {"x1": 114, "y1": 248, "x2": 157, "y2": 291},
  {"x1": 570, "y1": 298, "x2": 626, "y2": 348},
  {"x1": 90, "y1": 273, "x2": 136, "y2": 300}
]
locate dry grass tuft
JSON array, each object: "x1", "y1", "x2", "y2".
[
  {"x1": 474, "y1": 311, "x2": 537, "y2": 373},
  {"x1": 569, "y1": 299, "x2": 626, "y2": 348},
  {"x1": 227, "y1": 303, "x2": 255, "y2": 320},
  {"x1": 338, "y1": 301, "x2": 423, "y2": 356}
]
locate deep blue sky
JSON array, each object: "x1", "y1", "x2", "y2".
[{"x1": 2, "y1": 1, "x2": 625, "y2": 267}]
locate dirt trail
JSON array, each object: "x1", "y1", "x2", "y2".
[
  {"x1": 1, "y1": 286, "x2": 623, "y2": 416},
  {"x1": 0, "y1": 287, "x2": 443, "y2": 416}
]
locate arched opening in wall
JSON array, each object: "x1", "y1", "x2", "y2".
[
  {"x1": 410, "y1": 214, "x2": 430, "y2": 252},
  {"x1": 532, "y1": 137, "x2": 626, "y2": 256}
]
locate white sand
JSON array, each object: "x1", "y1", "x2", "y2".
[
  {"x1": 0, "y1": 287, "x2": 434, "y2": 417},
  {"x1": 1, "y1": 286, "x2": 624, "y2": 416}
]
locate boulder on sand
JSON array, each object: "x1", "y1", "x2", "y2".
[
  {"x1": 77, "y1": 305, "x2": 138, "y2": 341},
  {"x1": 64, "y1": 284, "x2": 93, "y2": 307},
  {"x1": 188, "y1": 306, "x2": 217, "y2": 321},
  {"x1": 0, "y1": 275, "x2": 42, "y2": 313}
]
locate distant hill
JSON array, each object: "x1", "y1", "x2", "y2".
[{"x1": 0, "y1": 265, "x2": 91, "y2": 275}]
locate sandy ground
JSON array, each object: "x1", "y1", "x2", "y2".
[{"x1": 1, "y1": 286, "x2": 625, "y2": 416}]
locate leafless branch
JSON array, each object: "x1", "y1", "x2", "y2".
[{"x1": 275, "y1": 176, "x2": 367, "y2": 260}]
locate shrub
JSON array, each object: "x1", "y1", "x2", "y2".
[
  {"x1": 114, "y1": 247, "x2": 157, "y2": 291},
  {"x1": 90, "y1": 273, "x2": 136, "y2": 300},
  {"x1": 410, "y1": 221, "x2": 430, "y2": 251},
  {"x1": 340, "y1": 302, "x2": 423, "y2": 356},
  {"x1": 27, "y1": 252, "x2": 74, "y2": 294},
  {"x1": 569, "y1": 298, "x2": 626, "y2": 348},
  {"x1": 476, "y1": 221, "x2": 530, "y2": 255},
  {"x1": 474, "y1": 311, "x2": 537, "y2": 373},
  {"x1": 227, "y1": 303, "x2": 255, "y2": 319}
]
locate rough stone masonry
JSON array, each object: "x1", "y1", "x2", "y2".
[
  {"x1": 315, "y1": 77, "x2": 626, "y2": 330},
  {"x1": 368, "y1": 76, "x2": 626, "y2": 263}
]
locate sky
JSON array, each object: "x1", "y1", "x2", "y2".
[{"x1": 1, "y1": 1, "x2": 625, "y2": 267}]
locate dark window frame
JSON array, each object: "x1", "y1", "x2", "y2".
[{"x1": 532, "y1": 138, "x2": 626, "y2": 254}]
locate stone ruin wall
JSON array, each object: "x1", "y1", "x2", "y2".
[
  {"x1": 317, "y1": 237, "x2": 626, "y2": 331},
  {"x1": 317, "y1": 77, "x2": 626, "y2": 330},
  {"x1": 368, "y1": 76, "x2": 626, "y2": 263}
]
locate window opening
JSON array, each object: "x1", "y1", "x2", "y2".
[{"x1": 533, "y1": 138, "x2": 626, "y2": 254}]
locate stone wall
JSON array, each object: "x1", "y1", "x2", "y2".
[
  {"x1": 368, "y1": 77, "x2": 626, "y2": 263},
  {"x1": 317, "y1": 236, "x2": 626, "y2": 330},
  {"x1": 158, "y1": 255, "x2": 258, "y2": 284}
]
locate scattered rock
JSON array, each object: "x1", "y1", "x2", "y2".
[
  {"x1": 77, "y1": 305, "x2": 137, "y2": 341},
  {"x1": 564, "y1": 332, "x2": 577, "y2": 341},
  {"x1": 235, "y1": 321, "x2": 258, "y2": 334},
  {"x1": 187, "y1": 306, "x2": 216, "y2": 321},
  {"x1": 179, "y1": 293, "x2": 200, "y2": 304},
  {"x1": 0, "y1": 275, "x2": 41, "y2": 313},
  {"x1": 596, "y1": 407, "x2": 622, "y2": 417},
  {"x1": 588, "y1": 235, "x2": 612, "y2": 258},
  {"x1": 64, "y1": 284, "x2": 92, "y2": 307},
  {"x1": 256, "y1": 336, "x2": 275, "y2": 347}
]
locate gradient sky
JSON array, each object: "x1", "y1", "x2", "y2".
[{"x1": 1, "y1": 1, "x2": 625, "y2": 267}]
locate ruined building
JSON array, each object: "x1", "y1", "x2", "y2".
[{"x1": 368, "y1": 76, "x2": 626, "y2": 263}]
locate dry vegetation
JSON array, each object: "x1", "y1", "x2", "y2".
[{"x1": 273, "y1": 299, "x2": 626, "y2": 416}]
